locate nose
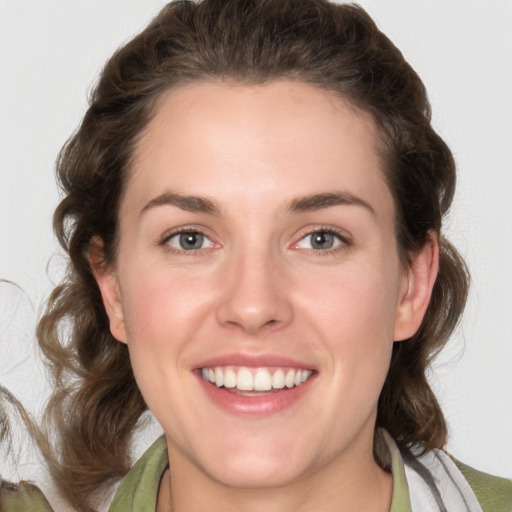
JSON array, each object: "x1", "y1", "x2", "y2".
[{"x1": 215, "y1": 248, "x2": 294, "y2": 335}]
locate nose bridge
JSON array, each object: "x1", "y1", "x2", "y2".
[{"x1": 216, "y1": 238, "x2": 293, "y2": 334}]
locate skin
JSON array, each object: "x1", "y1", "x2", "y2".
[{"x1": 92, "y1": 80, "x2": 438, "y2": 512}]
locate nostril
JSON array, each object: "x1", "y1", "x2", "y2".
[{"x1": 215, "y1": 269, "x2": 294, "y2": 333}]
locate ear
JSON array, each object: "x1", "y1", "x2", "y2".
[
  {"x1": 88, "y1": 236, "x2": 127, "y2": 343},
  {"x1": 393, "y1": 231, "x2": 439, "y2": 341}
]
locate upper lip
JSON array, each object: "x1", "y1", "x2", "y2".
[{"x1": 195, "y1": 352, "x2": 316, "y2": 370}]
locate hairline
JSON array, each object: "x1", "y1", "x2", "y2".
[{"x1": 108, "y1": 76, "x2": 406, "y2": 265}]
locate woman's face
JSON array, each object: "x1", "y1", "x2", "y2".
[{"x1": 95, "y1": 80, "x2": 433, "y2": 489}]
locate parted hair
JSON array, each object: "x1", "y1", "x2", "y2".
[{"x1": 35, "y1": 0, "x2": 469, "y2": 510}]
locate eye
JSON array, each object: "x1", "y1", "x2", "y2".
[
  {"x1": 166, "y1": 231, "x2": 212, "y2": 251},
  {"x1": 295, "y1": 230, "x2": 345, "y2": 251}
]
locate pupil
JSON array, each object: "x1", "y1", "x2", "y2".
[
  {"x1": 312, "y1": 232, "x2": 333, "y2": 249},
  {"x1": 180, "y1": 232, "x2": 203, "y2": 250}
]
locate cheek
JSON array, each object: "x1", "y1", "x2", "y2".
[
  {"x1": 296, "y1": 260, "x2": 400, "y2": 385},
  {"x1": 301, "y1": 258, "x2": 399, "y2": 329},
  {"x1": 118, "y1": 267, "x2": 215, "y2": 391},
  {"x1": 121, "y1": 265, "x2": 214, "y2": 340},
  {"x1": 118, "y1": 268, "x2": 219, "y2": 432}
]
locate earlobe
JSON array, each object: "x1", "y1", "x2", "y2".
[
  {"x1": 88, "y1": 236, "x2": 127, "y2": 343},
  {"x1": 393, "y1": 232, "x2": 439, "y2": 341}
]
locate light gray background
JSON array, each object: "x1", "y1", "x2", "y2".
[{"x1": 1, "y1": 1, "x2": 511, "y2": 509}]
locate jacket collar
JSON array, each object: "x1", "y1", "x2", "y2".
[{"x1": 108, "y1": 432, "x2": 413, "y2": 512}]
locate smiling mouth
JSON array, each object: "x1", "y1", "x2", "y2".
[{"x1": 200, "y1": 366, "x2": 313, "y2": 393}]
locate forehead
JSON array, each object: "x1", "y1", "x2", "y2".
[{"x1": 125, "y1": 80, "x2": 392, "y2": 219}]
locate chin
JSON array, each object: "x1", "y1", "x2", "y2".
[
  {"x1": 205, "y1": 454, "x2": 306, "y2": 489},
  {"x1": 186, "y1": 432, "x2": 314, "y2": 489}
]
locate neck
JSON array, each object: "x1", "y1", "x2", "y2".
[{"x1": 157, "y1": 431, "x2": 393, "y2": 512}]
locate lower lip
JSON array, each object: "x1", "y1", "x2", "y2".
[{"x1": 196, "y1": 373, "x2": 315, "y2": 417}]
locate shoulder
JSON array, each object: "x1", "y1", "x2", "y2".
[
  {"x1": 0, "y1": 479, "x2": 54, "y2": 511},
  {"x1": 450, "y1": 456, "x2": 512, "y2": 512},
  {"x1": 399, "y1": 440, "x2": 512, "y2": 512},
  {"x1": 109, "y1": 435, "x2": 169, "y2": 511}
]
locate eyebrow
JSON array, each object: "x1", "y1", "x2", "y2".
[
  {"x1": 140, "y1": 192, "x2": 221, "y2": 216},
  {"x1": 286, "y1": 192, "x2": 376, "y2": 216},
  {"x1": 140, "y1": 190, "x2": 375, "y2": 217}
]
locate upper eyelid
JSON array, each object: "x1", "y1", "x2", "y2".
[
  {"x1": 157, "y1": 224, "x2": 351, "y2": 248},
  {"x1": 293, "y1": 226, "x2": 351, "y2": 243},
  {"x1": 160, "y1": 228, "x2": 217, "y2": 254},
  {"x1": 160, "y1": 225, "x2": 212, "y2": 242},
  {"x1": 166, "y1": 230, "x2": 210, "y2": 242}
]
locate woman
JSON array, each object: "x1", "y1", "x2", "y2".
[{"x1": 1, "y1": 0, "x2": 511, "y2": 510}]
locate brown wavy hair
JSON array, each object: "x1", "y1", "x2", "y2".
[{"x1": 35, "y1": 0, "x2": 469, "y2": 510}]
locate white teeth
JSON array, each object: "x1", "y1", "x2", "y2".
[
  {"x1": 224, "y1": 369, "x2": 237, "y2": 388},
  {"x1": 301, "y1": 370, "x2": 312, "y2": 383},
  {"x1": 200, "y1": 366, "x2": 313, "y2": 391},
  {"x1": 254, "y1": 369, "x2": 272, "y2": 391},
  {"x1": 271, "y1": 369, "x2": 285, "y2": 389},
  {"x1": 214, "y1": 367, "x2": 223, "y2": 387},
  {"x1": 285, "y1": 369, "x2": 295, "y2": 388},
  {"x1": 237, "y1": 368, "x2": 254, "y2": 391}
]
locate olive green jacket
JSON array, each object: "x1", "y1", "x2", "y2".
[{"x1": 1, "y1": 435, "x2": 511, "y2": 511}]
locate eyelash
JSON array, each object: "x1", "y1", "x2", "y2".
[
  {"x1": 160, "y1": 226, "x2": 215, "y2": 255},
  {"x1": 159, "y1": 226, "x2": 351, "y2": 256},
  {"x1": 292, "y1": 227, "x2": 351, "y2": 255}
]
